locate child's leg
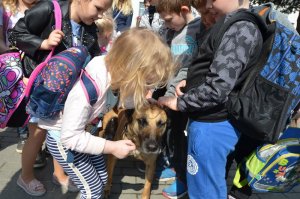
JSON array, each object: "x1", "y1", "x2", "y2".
[
  {"x1": 53, "y1": 158, "x2": 68, "y2": 182},
  {"x1": 186, "y1": 120, "x2": 240, "y2": 199},
  {"x1": 46, "y1": 134, "x2": 107, "y2": 199},
  {"x1": 21, "y1": 122, "x2": 46, "y2": 183}
]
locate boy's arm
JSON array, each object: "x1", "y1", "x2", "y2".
[
  {"x1": 8, "y1": 1, "x2": 54, "y2": 57},
  {"x1": 177, "y1": 21, "x2": 262, "y2": 112},
  {"x1": 165, "y1": 67, "x2": 187, "y2": 97}
]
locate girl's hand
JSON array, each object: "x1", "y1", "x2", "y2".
[
  {"x1": 158, "y1": 96, "x2": 178, "y2": 111},
  {"x1": 175, "y1": 80, "x2": 186, "y2": 96},
  {"x1": 40, "y1": 29, "x2": 64, "y2": 50},
  {"x1": 103, "y1": 140, "x2": 136, "y2": 159}
]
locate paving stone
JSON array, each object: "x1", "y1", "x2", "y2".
[{"x1": 0, "y1": 127, "x2": 299, "y2": 199}]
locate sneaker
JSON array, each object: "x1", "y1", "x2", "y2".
[
  {"x1": 33, "y1": 150, "x2": 47, "y2": 168},
  {"x1": 16, "y1": 137, "x2": 27, "y2": 153},
  {"x1": 52, "y1": 175, "x2": 79, "y2": 192},
  {"x1": 17, "y1": 175, "x2": 46, "y2": 196},
  {"x1": 156, "y1": 167, "x2": 176, "y2": 182},
  {"x1": 162, "y1": 179, "x2": 187, "y2": 199}
]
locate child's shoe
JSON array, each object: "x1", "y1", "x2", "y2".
[
  {"x1": 156, "y1": 167, "x2": 176, "y2": 181},
  {"x1": 162, "y1": 179, "x2": 187, "y2": 199},
  {"x1": 17, "y1": 175, "x2": 46, "y2": 196},
  {"x1": 52, "y1": 175, "x2": 79, "y2": 192}
]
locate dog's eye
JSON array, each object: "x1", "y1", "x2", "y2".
[
  {"x1": 137, "y1": 117, "x2": 148, "y2": 128},
  {"x1": 157, "y1": 120, "x2": 166, "y2": 128}
]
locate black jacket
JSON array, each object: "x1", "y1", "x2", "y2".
[{"x1": 8, "y1": 0, "x2": 100, "y2": 77}]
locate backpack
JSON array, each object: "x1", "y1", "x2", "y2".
[
  {"x1": 233, "y1": 127, "x2": 300, "y2": 193},
  {"x1": 0, "y1": 0, "x2": 61, "y2": 128},
  {"x1": 213, "y1": 10, "x2": 300, "y2": 143},
  {"x1": 26, "y1": 46, "x2": 98, "y2": 119}
]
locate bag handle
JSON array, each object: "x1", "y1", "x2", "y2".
[
  {"x1": 233, "y1": 163, "x2": 249, "y2": 188},
  {"x1": 24, "y1": 0, "x2": 62, "y2": 98}
]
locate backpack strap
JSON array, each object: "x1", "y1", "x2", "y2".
[
  {"x1": 80, "y1": 70, "x2": 100, "y2": 106},
  {"x1": 24, "y1": 0, "x2": 62, "y2": 98}
]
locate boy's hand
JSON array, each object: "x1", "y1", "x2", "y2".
[
  {"x1": 175, "y1": 80, "x2": 186, "y2": 96},
  {"x1": 103, "y1": 140, "x2": 136, "y2": 159},
  {"x1": 40, "y1": 29, "x2": 64, "y2": 50},
  {"x1": 158, "y1": 96, "x2": 178, "y2": 111}
]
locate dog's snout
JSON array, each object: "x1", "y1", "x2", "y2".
[{"x1": 145, "y1": 139, "x2": 159, "y2": 152}]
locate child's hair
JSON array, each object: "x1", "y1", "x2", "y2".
[
  {"x1": 105, "y1": 27, "x2": 176, "y2": 111},
  {"x1": 112, "y1": 0, "x2": 133, "y2": 15},
  {"x1": 95, "y1": 16, "x2": 114, "y2": 35},
  {"x1": 156, "y1": 0, "x2": 192, "y2": 15},
  {"x1": 192, "y1": 0, "x2": 215, "y2": 28},
  {"x1": 2, "y1": 0, "x2": 18, "y2": 15}
]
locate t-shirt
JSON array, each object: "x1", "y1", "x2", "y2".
[{"x1": 71, "y1": 20, "x2": 82, "y2": 46}]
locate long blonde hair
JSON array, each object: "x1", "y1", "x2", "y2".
[
  {"x1": 2, "y1": 0, "x2": 18, "y2": 15},
  {"x1": 105, "y1": 28, "x2": 176, "y2": 111},
  {"x1": 112, "y1": 0, "x2": 132, "y2": 16}
]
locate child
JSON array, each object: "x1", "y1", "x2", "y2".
[
  {"x1": 137, "y1": 0, "x2": 164, "y2": 35},
  {"x1": 8, "y1": 0, "x2": 112, "y2": 196},
  {"x1": 95, "y1": 15, "x2": 114, "y2": 54},
  {"x1": 41, "y1": 28, "x2": 176, "y2": 199},
  {"x1": 158, "y1": 0, "x2": 263, "y2": 198},
  {"x1": 0, "y1": 0, "x2": 38, "y2": 154},
  {"x1": 112, "y1": 0, "x2": 133, "y2": 33},
  {"x1": 0, "y1": 0, "x2": 38, "y2": 52},
  {"x1": 155, "y1": 0, "x2": 210, "y2": 198}
]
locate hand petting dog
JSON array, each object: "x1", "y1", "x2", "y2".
[{"x1": 103, "y1": 140, "x2": 136, "y2": 159}]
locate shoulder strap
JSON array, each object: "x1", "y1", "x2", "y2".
[
  {"x1": 80, "y1": 70, "x2": 99, "y2": 106},
  {"x1": 24, "y1": 0, "x2": 62, "y2": 98}
]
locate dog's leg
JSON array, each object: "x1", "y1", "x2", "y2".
[
  {"x1": 142, "y1": 158, "x2": 157, "y2": 199},
  {"x1": 104, "y1": 154, "x2": 118, "y2": 198}
]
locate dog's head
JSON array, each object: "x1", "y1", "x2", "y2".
[{"x1": 124, "y1": 104, "x2": 167, "y2": 155}]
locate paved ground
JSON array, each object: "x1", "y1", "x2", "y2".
[{"x1": 0, "y1": 127, "x2": 299, "y2": 199}]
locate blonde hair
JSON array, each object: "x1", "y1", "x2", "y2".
[
  {"x1": 112, "y1": 0, "x2": 132, "y2": 16},
  {"x1": 105, "y1": 28, "x2": 176, "y2": 111},
  {"x1": 95, "y1": 16, "x2": 114, "y2": 34},
  {"x1": 2, "y1": 0, "x2": 18, "y2": 15},
  {"x1": 156, "y1": 0, "x2": 192, "y2": 15}
]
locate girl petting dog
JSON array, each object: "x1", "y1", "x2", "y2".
[
  {"x1": 9, "y1": 0, "x2": 112, "y2": 196},
  {"x1": 40, "y1": 28, "x2": 176, "y2": 199}
]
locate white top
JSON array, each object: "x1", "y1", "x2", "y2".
[{"x1": 39, "y1": 56, "x2": 112, "y2": 155}]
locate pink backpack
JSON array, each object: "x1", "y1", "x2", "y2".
[{"x1": 0, "y1": 0, "x2": 62, "y2": 128}]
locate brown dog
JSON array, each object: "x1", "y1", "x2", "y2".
[{"x1": 99, "y1": 104, "x2": 168, "y2": 199}]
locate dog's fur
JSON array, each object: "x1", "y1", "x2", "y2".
[{"x1": 99, "y1": 104, "x2": 168, "y2": 199}]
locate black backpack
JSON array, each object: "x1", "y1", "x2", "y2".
[{"x1": 213, "y1": 10, "x2": 300, "y2": 143}]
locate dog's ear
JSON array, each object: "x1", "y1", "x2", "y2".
[{"x1": 125, "y1": 109, "x2": 135, "y2": 123}]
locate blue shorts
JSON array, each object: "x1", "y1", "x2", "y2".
[{"x1": 186, "y1": 120, "x2": 240, "y2": 199}]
